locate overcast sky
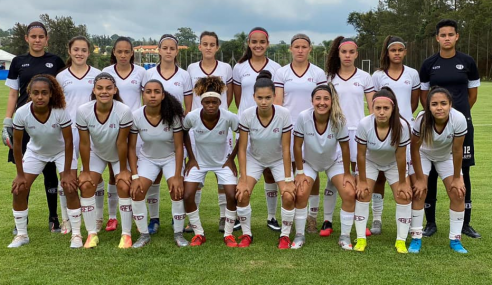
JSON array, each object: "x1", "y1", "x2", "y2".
[{"x1": 0, "y1": 0, "x2": 379, "y2": 45}]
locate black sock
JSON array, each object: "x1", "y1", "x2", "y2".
[
  {"x1": 463, "y1": 166, "x2": 472, "y2": 225},
  {"x1": 425, "y1": 165, "x2": 438, "y2": 224},
  {"x1": 43, "y1": 162, "x2": 59, "y2": 219}
]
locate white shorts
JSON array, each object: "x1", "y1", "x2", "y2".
[
  {"x1": 246, "y1": 155, "x2": 289, "y2": 182},
  {"x1": 72, "y1": 128, "x2": 80, "y2": 159},
  {"x1": 136, "y1": 134, "x2": 143, "y2": 158},
  {"x1": 85, "y1": 151, "x2": 127, "y2": 176},
  {"x1": 365, "y1": 159, "x2": 407, "y2": 185},
  {"x1": 138, "y1": 155, "x2": 182, "y2": 182},
  {"x1": 304, "y1": 159, "x2": 345, "y2": 181},
  {"x1": 23, "y1": 149, "x2": 77, "y2": 175},
  {"x1": 290, "y1": 131, "x2": 304, "y2": 163},
  {"x1": 185, "y1": 166, "x2": 237, "y2": 185},
  {"x1": 408, "y1": 154, "x2": 459, "y2": 180}
]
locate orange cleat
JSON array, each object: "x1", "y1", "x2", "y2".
[
  {"x1": 190, "y1": 235, "x2": 206, "y2": 246},
  {"x1": 105, "y1": 219, "x2": 118, "y2": 231},
  {"x1": 278, "y1": 236, "x2": 291, "y2": 249},
  {"x1": 224, "y1": 235, "x2": 238, "y2": 247},
  {"x1": 238, "y1": 235, "x2": 253, "y2": 248}
]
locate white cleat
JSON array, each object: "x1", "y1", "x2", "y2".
[
  {"x1": 8, "y1": 235, "x2": 30, "y2": 248},
  {"x1": 70, "y1": 234, "x2": 83, "y2": 248},
  {"x1": 291, "y1": 234, "x2": 305, "y2": 249},
  {"x1": 174, "y1": 232, "x2": 189, "y2": 247},
  {"x1": 61, "y1": 220, "x2": 72, "y2": 235}
]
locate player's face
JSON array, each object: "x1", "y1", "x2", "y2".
[
  {"x1": 339, "y1": 44, "x2": 358, "y2": 67},
  {"x1": 248, "y1": 32, "x2": 269, "y2": 58},
  {"x1": 93, "y1": 79, "x2": 117, "y2": 104},
  {"x1": 436, "y1": 26, "x2": 459, "y2": 51},
  {"x1": 387, "y1": 43, "x2": 406, "y2": 65},
  {"x1": 373, "y1": 99, "x2": 393, "y2": 124},
  {"x1": 199, "y1": 36, "x2": 219, "y2": 60},
  {"x1": 69, "y1": 40, "x2": 90, "y2": 66},
  {"x1": 113, "y1": 41, "x2": 133, "y2": 65},
  {"x1": 29, "y1": 81, "x2": 52, "y2": 109},
  {"x1": 290, "y1": 39, "x2": 311, "y2": 63},
  {"x1": 254, "y1": 87, "x2": 274, "y2": 110},
  {"x1": 429, "y1": 92, "x2": 451, "y2": 121},
  {"x1": 159, "y1": 39, "x2": 178, "y2": 63},
  {"x1": 201, "y1": 97, "x2": 220, "y2": 115},
  {"x1": 25, "y1": 28, "x2": 48, "y2": 53},
  {"x1": 143, "y1": 82, "x2": 164, "y2": 107},
  {"x1": 312, "y1": 90, "x2": 332, "y2": 116}
]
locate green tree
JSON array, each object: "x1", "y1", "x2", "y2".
[
  {"x1": 174, "y1": 27, "x2": 197, "y2": 47},
  {"x1": 3, "y1": 23, "x2": 28, "y2": 55}
]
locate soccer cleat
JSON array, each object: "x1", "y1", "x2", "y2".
[
  {"x1": 224, "y1": 235, "x2": 238, "y2": 247},
  {"x1": 12, "y1": 226, "x2": 17, "y2": 236},
  {"x1": 84, "y1": 234, "x2": 99, "y2": 249},
  {"x1": 267, "y1": 218, "x2": 281, "y2": 231},
  {"x1": 291, "y1": 234, "x2": 306, "y2": 249},
  {"x1": 184, "y1": 222, "x2": 194, "y2": 233},
  {"x1": 70, "y1": 234, "x2": 83, "y2": 249},
  {"x1": 238, "y1": 235, "x2": 253, "y2": 248},
  {"x1": 218, "y1": 217, "x2": 226, "y2": 233},
  {"x1": 338, "y1": 235, "x2": 353, "y2": 250},
  {"x1": 370, "y1": 220, "x2": 382, "y2": 235},
  {"x1": 353, "y1": 238, "x2": 367, "y2": 252},
  {"x1": 462, "y1": 224, "x2": 481, "y2": 239},
  {"x1": 422, "y1": 223, "x2": 437, "y2": 237},
  {"x1": 450, "y1": 239, "x2": 468, "y2": 254},
  {"x1": 408, "y1": 238, "x2": 422, "y2": 253},
  {"x1": 233, "y1": 219, "x2": 241, "y2": 231},
  {"x1": 148, "y1": 218, "x2": 160, "y2": 235},
  {"x1": 278, "y1": 236, "x2": 291, "y2": 249},
  {"x1": 49, "y1": 216, "x2": 61, "y2": 233},
  {"x1": 306, "y1": 216, "x2": 317, "y2": 234},
  {"x1": 95, "y1": 219, "x2": 103, "y2": 233},
  {"x1": 395, "y1": 240, "x2": 408, "y2": 254},
  {"x1": 7, "y1": 235, "x2": 29, "y2": 248},
  {"x1": 174, "y1": 233, "x2": 189, "y2": 247},
  {"x1": 118, "y1": 234, "x2": 132, "y2": 249},
  {"x1": 319, "y1": 221, "x2": 333, "y2": 237},
  {"x1": 61, "y1": 220, "x2": 72, "y2": 235},
  {"x1": 105, "y1": 219, "x2": 118, "y2": 232},
  {"x1": 190, "y1": 235, "x2": 206, "y2": 246},
  {"x1": 132, "y1": 233, "x2": 151, "y2": 248},
  {"x1": 365, "y1": 228, "x2": 372, "y2": 237}
]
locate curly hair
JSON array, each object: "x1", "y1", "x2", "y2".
[
  {"x1": 194, "y1": 76, "x2": 226, "y2": 96},
  {"x1": 27, "y1": 74, "x2": 66, "y2": 109},
  {"x1": 143, "y1": 79, "x2": 184, "y2": 127},
  {"x1": 325, "y1": 36, "x2": 345, "y2": 80}
]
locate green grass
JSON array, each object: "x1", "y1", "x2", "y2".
[{"x1": 0, "y1": 81, "x2": 491, "y2": 284}]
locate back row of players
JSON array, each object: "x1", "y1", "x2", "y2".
[{"x1": 4, "y1": 19, "x2": 479, "y2": 253}]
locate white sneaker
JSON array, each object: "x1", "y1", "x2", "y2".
[
  {"x1": 61, "y1": 220, "x2": 71, "y2": 235},
  {"x1": 338, "y1": 235, "x2": 353, "y2": 251},
  {"x1": 8, "y1": 235, "x2": 30, "y2": 248},
  {"x1": 70, "y1": 234, "x2": 83, "y2": 248},
  {"x1": 96, "y1": 219, "x2": 103, "y2": 233},
  {"x1": 291, "y1": 234, "x2": 305, "y2": 249}
]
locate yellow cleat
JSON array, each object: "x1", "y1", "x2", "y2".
[
  {"x1": 395, "y1": 240, "x2": 408, "y2": 254},
  {"x1": 118, "y1": 234, "x2": 132, "y2": 249},
  {"x1": 353, "y1": 238, "x2": 367, "y2": 252},
  {"x1": 84, "y1": 234, "x2": 99, "y2": 249}
]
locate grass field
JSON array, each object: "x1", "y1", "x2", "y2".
[{"x1": 0, "y1": 81, "x2": 491, "y2": 284}]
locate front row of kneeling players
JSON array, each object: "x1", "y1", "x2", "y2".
[{"x1": 8, "y1": 71, "x2": 469, "y2": 254}]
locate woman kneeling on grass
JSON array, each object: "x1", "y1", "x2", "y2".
[
  {"x1": 293, "y1": 84, "x2": 356, "y2": 250},
  {"x1": 408, "y1": 87, "x2": 468, "y2": 254},
  {"x1": 9, "y1": 75, "x2": 79, "y2": 248}
]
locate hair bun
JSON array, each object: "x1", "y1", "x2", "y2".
[{"x1": 257, "y1": 70, "x2": 272, "y2": 81}]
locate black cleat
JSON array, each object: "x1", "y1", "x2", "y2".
[
  {"x1": 267, "y1": 218, "x2": 281, "y2": 231},
  {"x1": 462, "y1": 224, "x2": 481, "y2": 239},
  {"x1": 233, "y1": 218, "x2": 241, "y2": 231},
  {"x1": 49, "y1": 216, "x2": 61, "y2": 233},
  {"x1": 422, "y1": 222, "x2": 437, "y2": 237}
]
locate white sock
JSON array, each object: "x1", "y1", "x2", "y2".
[
  {"x1": 355, "y1": 200, "x2": 370, "y2": 239},
  {"x1": 218, "y1": 193, "x2": 226, "y2": 218},
  {"x1": 323, "y1": 180, "x2": 338, "y2": 222},
  {"x1": 95, "y1": 182, "x2": 104, "y2": 221},
  {"x1": 265, "y1": 183, "x2": 278, "y2": 220},
  {"x1": 449, "y1": 209, "x2": 465, "y2": 240},
  {"x1": 224, "y1": 208, "x2": 237, "y2": 237},
  {"x1": 58, "y1": 184, "x2": 68, "y2": 221},
  {"x1": 107, "y1": 183, "x2": 118, "y2": 219},
  {"x1": 340, "y1": 209, "x2": 354, "y2": 236},
  {"x1": 80, "y1": 196, "x2": 97, "y2": 235},
  {"x1": 308, "y1": 195, "x2": 320, "y2": 218},
  {"x1": 294, "y1": 207, "x2": 308, "y2": 235},
  {"x1": 119, "y1": 198, "x2": 133, "y2": 236},
  {"x1": 172, "y1": 200, "x2": 186, "y2": 233},
  {"x1": 237, "y1": 204, "x2": 252, "y2": 236},
  {"x1": 67, "y1": 208, "x2": 82, "y2": 236},
  {"x1": 396, "y1": 203, "x2": 411, "y2": 241},
  {"x1": 132, "y1": 200, "x2": 148, "y2": 234},
  {"x1": 280, "y1": 207, "x2": 295, "y2": 237},
  {"x1": 146, "y1": 184, "x2": 160, "y2": 219},
  {"x1": 13, "y1": 209, "x2": 28, "y2": 236},
  {"x1": 372, "y1": 193, "x2": 384, "y2": 222},
  {"x1": 195, "y1": 190, "x2": 202, "y2": 208},
  {"x1": 410, "y1": 209, "x2": 424, "y2": 239},
  {"x1": 187, "y1": 209, "x2": 204, "y2": 236}
]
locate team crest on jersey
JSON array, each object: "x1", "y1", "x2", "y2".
[
  {"x1": 109, "y1": 124, "x2": 116, "y2": 128},
  {"x1": 219, "y1": 131, "x2": 225, "y2": 135},
  {"x1": 174, "y1": 82, "x2": 181, "y2": 87},
  {"x1": 51, "y1": 124, "x2": 58, "y2": 128},
  {"x1": 88, "y1": 80, "x2": 93, "y2": 84},
  {"x1": 273, "y1": 128, "x2": 280, "y2": 133},
  {"x1": 353, "y1": 82, "x2": 361, "y2": 87},
  {"x1": 163, "y1": 127, "x2": 170, "y2": 132},
  {"x1": 327, "y1": 134, "x2": 334, "y2": 139},
  {"x1": 131, "y1": 80, "x2": 138, "y2": 84},
  {"x1": 308, "y1": 78, "x2": 314, "y2": 82},
  {"x1": 456, "y1": 64, "x2": 464, "y2": 70},
  {"x1": 404, "y1": 80, "x2": 411, "y2": 85},
  {"x1": 45, "y1": 63, "x2": 53, "y2": 68}
]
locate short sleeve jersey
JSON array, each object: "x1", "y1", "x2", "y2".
[
  {"x1": 56, "y1": 66, "x2": 101, "y2": 126},
  {"x1": 419, "y1": 52, "x2": 480, "y2": 119},
  {"x1": 294, "y1": 107, "x2": 350, "y2": 171},
  {"x1": 130, "y1": 106, "x2": 183, "y2": 160},
  {"x1": 187, "y1": 60, "x2": 233, "y2": 110},
  {"x1": 273, "y1": 63, "x2": 327, "y2": 125},
  {"x1": 76, "y1": 100, "x2": 133, "y2": 162},
  {"x1": 239, "y1": 105, "x2": 292, "y2": 165},
  {"x1": 182, "y1": 108, "x2": 238, "y2": 168},
  {"x1": 355, "y1": 114, "x2": 410, "y2": 166},
  {"x1": 141, "y1": 65, "x2": 192, "y2": 105},
  {"x1": 102, "y1": 64, "x2": 146, "y2": 111},
  {"x1": 13, "y1": 102, "x2": 71, "y2": 157},
  {"x1": 233, "y1": 59, "x2": 281, "y2": 117},
  {"x1": 413, "y1": 108, "x2": 467, "y2": 161},
  {"x1": 6, "y1": 53, "x2": 65, "y2": 110},
  {"x1": 328, "y1": 68, "x2": 375, "y2": 130}
]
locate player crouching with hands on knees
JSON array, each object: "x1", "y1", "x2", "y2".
[
  {"x1": 408, "y1": 87, "x2": 468, "y2": 254},
  {"x1": 9, "y1": 75, "x2": 79, "y2": 248},
  {"x1": 354, "y1": 87, "x2": 412, "y2": 253}
]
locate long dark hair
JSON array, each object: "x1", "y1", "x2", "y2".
[
  {"x1": 379, "y1": 35, "x2": 405, "y2": 71},
  {"x1": 372, "y1": 87, "x2": 409, "y2": 146},
  {"x1": 110, "y1": 36, "x2": 135, "y2": 65},
  {"x1": 143, "y1": 79, "x2": 184, "y2": 126},
  {"x1": 90, "y1": 72, "x2": 123, "y2": 102},
  {"x1": 66, "y1": 35, "x2": 91, "y2": 68},
  {"x1": 419, "y1": 86, "x2": 453, "y2": 146},
  {"x1": 326, "y1": 36, "x2": 358, "y2": 80},
  {"x1": 27, "y1": 74, "x2": 66, "y2": 109},
  {"x1": 158, "y1": 34, "x2": 178, "y2": 64},
  {"x1": 253, "y1": 70, "x2": 274, "y2": 93},
  {"x1": 238, "y1": 27, "x2": 269, "y2": 64}
]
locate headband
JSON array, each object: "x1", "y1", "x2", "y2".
[
  {"x1": 94, "y1": 75, "x2": 116, "y2": 85},
  {"x1": 200, "y1": 91, "x2": 222, "y2": 101},
  {"x1": 31, "y1": 76, "x2": 52, "y2": 88},
  {"x1": 28, "y1": 25, "x2": 47, "y2": 34},
  {"x1": 291, "y1": 35, "x2": 311, "y2": 45},
  {"x1": 249, "y1": 30, "x2": 269, "y2": 39},
  {"x1": 339, "y1": 41, "x2": 358, "y2": 49},
  {"x1": 159, "y1": 36, "x2": 178, "y2": 47},
  {"x1": 387, "y1": 41, "x2": 406, "y2": 49},
  {"x1": 373, "y1": 96, "x2": 394, "y2": 105}
]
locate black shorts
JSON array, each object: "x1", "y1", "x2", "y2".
[
  {"x1": 462, "y1": 121, "x2": 475, "y2": 167},
  {"x1": 7, "y1": 129, "x2": 30, "y2": 164}
]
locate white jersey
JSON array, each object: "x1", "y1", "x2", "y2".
[
  {"x1": 239, "y1": 105, "x2": 292, "y2": 165},
  {"x1": 372, "y1": 66, "x2": 420, "y2": 124},
  {"x1": 182, "y1": 108, "x2": 238, "y2": 168},
  {"x1": 13, "y1": 102, "x2": 71, "y2": 157},
  {"x1": 294, "y1": 107, "x2": 350, "y2": 171},
  {"x1": 56, "y1": 66, "x2": 101, "y2": 127},
  {"x1": 413, "y1": 108, "x2": 467, "y2": 161},
  {"x1": 102, "y1": 64, "x2": 146, "y2": 111},
  {"x1": 355, "y1": 114, "x2": 410, "y2": 166},
  {"x1": 130, "y1": 106, "x2": 183, "y2": 160},
  {"x1": 141, "y1": 65, "x2": 193, "y2": 104},
  {"x1": 328, "y1": 68, "x2": 374, "y2": 130},
  {"x1": 187, "y1": 60, "x2": 233, "y2": 110},
  {"x1": 274, "y1": 63, "x2": 327, "y2": 125},
  {"x1": 233, "y1": 59, "x2": 281, "y2": 117},
  {"x1": 76, "y1": 100, "x2": 133, "y2": 162}
]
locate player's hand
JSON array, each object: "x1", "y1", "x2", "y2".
[
  {"x1": 450, "y1": 177, "x2": 466, "y2": 199},
  {"x1": 294, "y1": 173, "x2": 309, "y2": 196},
  {"x1": 355, "y1": 180, "x2": 369, "y2": 200},
  {"x1": 2, "y1": 118, "x2": 13, "y2": 149},
  {"x1": 397, "y1": 181, "x2": 412, "y2": 202},
  {"x1": 235, "y1": 179, "x2": 250, "y2": 203},
  {"x1": 130, "y1": 178, "x2": 143, "y2": 199},
  {"x1": 12, "y1": 174, "x2": 27, "y2": 195},
  {"x1": 343, "y1": 173, "x2": 356, "y2": 189},
  {"x1": 170, "y1": 175, "x2": 184, "y2": 200},
  {"x1": 185, "y1": 158, "x2": 199, "y2": 176},
  {"x1": 116, "y1": 169, "x2": 131, "y2": 187},
  {"x1": 78, "y1": 171, "x2": 95, "y2": 189},
  {"x1": 61, "y1": 172, "x2": 78, "y2": 194},
  {"x1": 222, "y1": 158, "x2": 237, "y2": 177},
  {"x1": 280, "y1": 181, "x2": 296, "y2": 200},
  {"x1": 412, "y1": 179, "x2": 428, "y2": 200}
]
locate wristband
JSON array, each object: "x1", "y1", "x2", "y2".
[
  {"x1": 131, "y1": 174, "x2": 140, "y2": 180},
  {"x1": 295, "y1": 169, "x2": 304, "y2": 175},
  {"x1": 285, "y1": 177, "x2": 294, "y2": 182}
]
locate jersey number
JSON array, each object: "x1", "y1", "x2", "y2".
[{"x1": 464, "y1": 146, "x2": 471, "y2": 154}]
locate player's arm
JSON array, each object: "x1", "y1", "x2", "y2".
[
  {"x1": 293, "y1": 136, "x2": 304, "y2": 172},
  {"x1": 281, "y1": 130, "x2": 292, "y2": 178},
  {"x1": 274, "y1": 87, "x2": 284, "y2": 106},
  {"x1": 117, "y1": 127, "x2": 131, "y2": 173},
  {"x1": 173, "y1": 131, "x2": 184, "y2": 179},
  {"x1": 411, "y1": 89, "x2": 420, "y2": 113},
  {"x1": 61, "y1": 126, "x2": 74, "y2": 175},
  {"x1": 237, "y1": 130, "x2": 248, "y2": 181},
  {"x1": 452, "y1": 136, "x2": 465, "y2": 180},
  {"x1": 226, "y1": 83, "x2": 233, "y2": 107},
  {"x1": 410, "y1": 134, "x2": 424, "y2": 180},
  {"x1": 184, "y1": 96, "x2": 192, "y2": 115},
  {"x1": 365, "y1": 91, "x2": 375, "y2": 114},
  {"x1": 420, "y1": 90, "x2": 429, "y2": 108},
  {"x1": 5, "y1": 88, "x2": 19, "y2": 118},
  {"x1": 356, "y1": 143, "x2": 367, "y2": 183},
  {"x1": 128, "y1": 132, "x2": 138, "y2": 176},
  {"x1": 78, "y1": 130, "x2": 91, "y2": 172},
  {"x1": 395, "y1": 146, "x2": 407, "y2": 185},
  {"x1": 233, "y1": 84, "x2": 242, "y2": 109},
  {"x1": 12, "y1": 129, "x2": 24, "y2": 176},
  {"x1": 468, "y1": 87, "x2": 478, "y2": 109}
]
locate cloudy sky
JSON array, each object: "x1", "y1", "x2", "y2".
[{"x1": 0, "y1": 0, "x2": 379, "y2": 44}]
